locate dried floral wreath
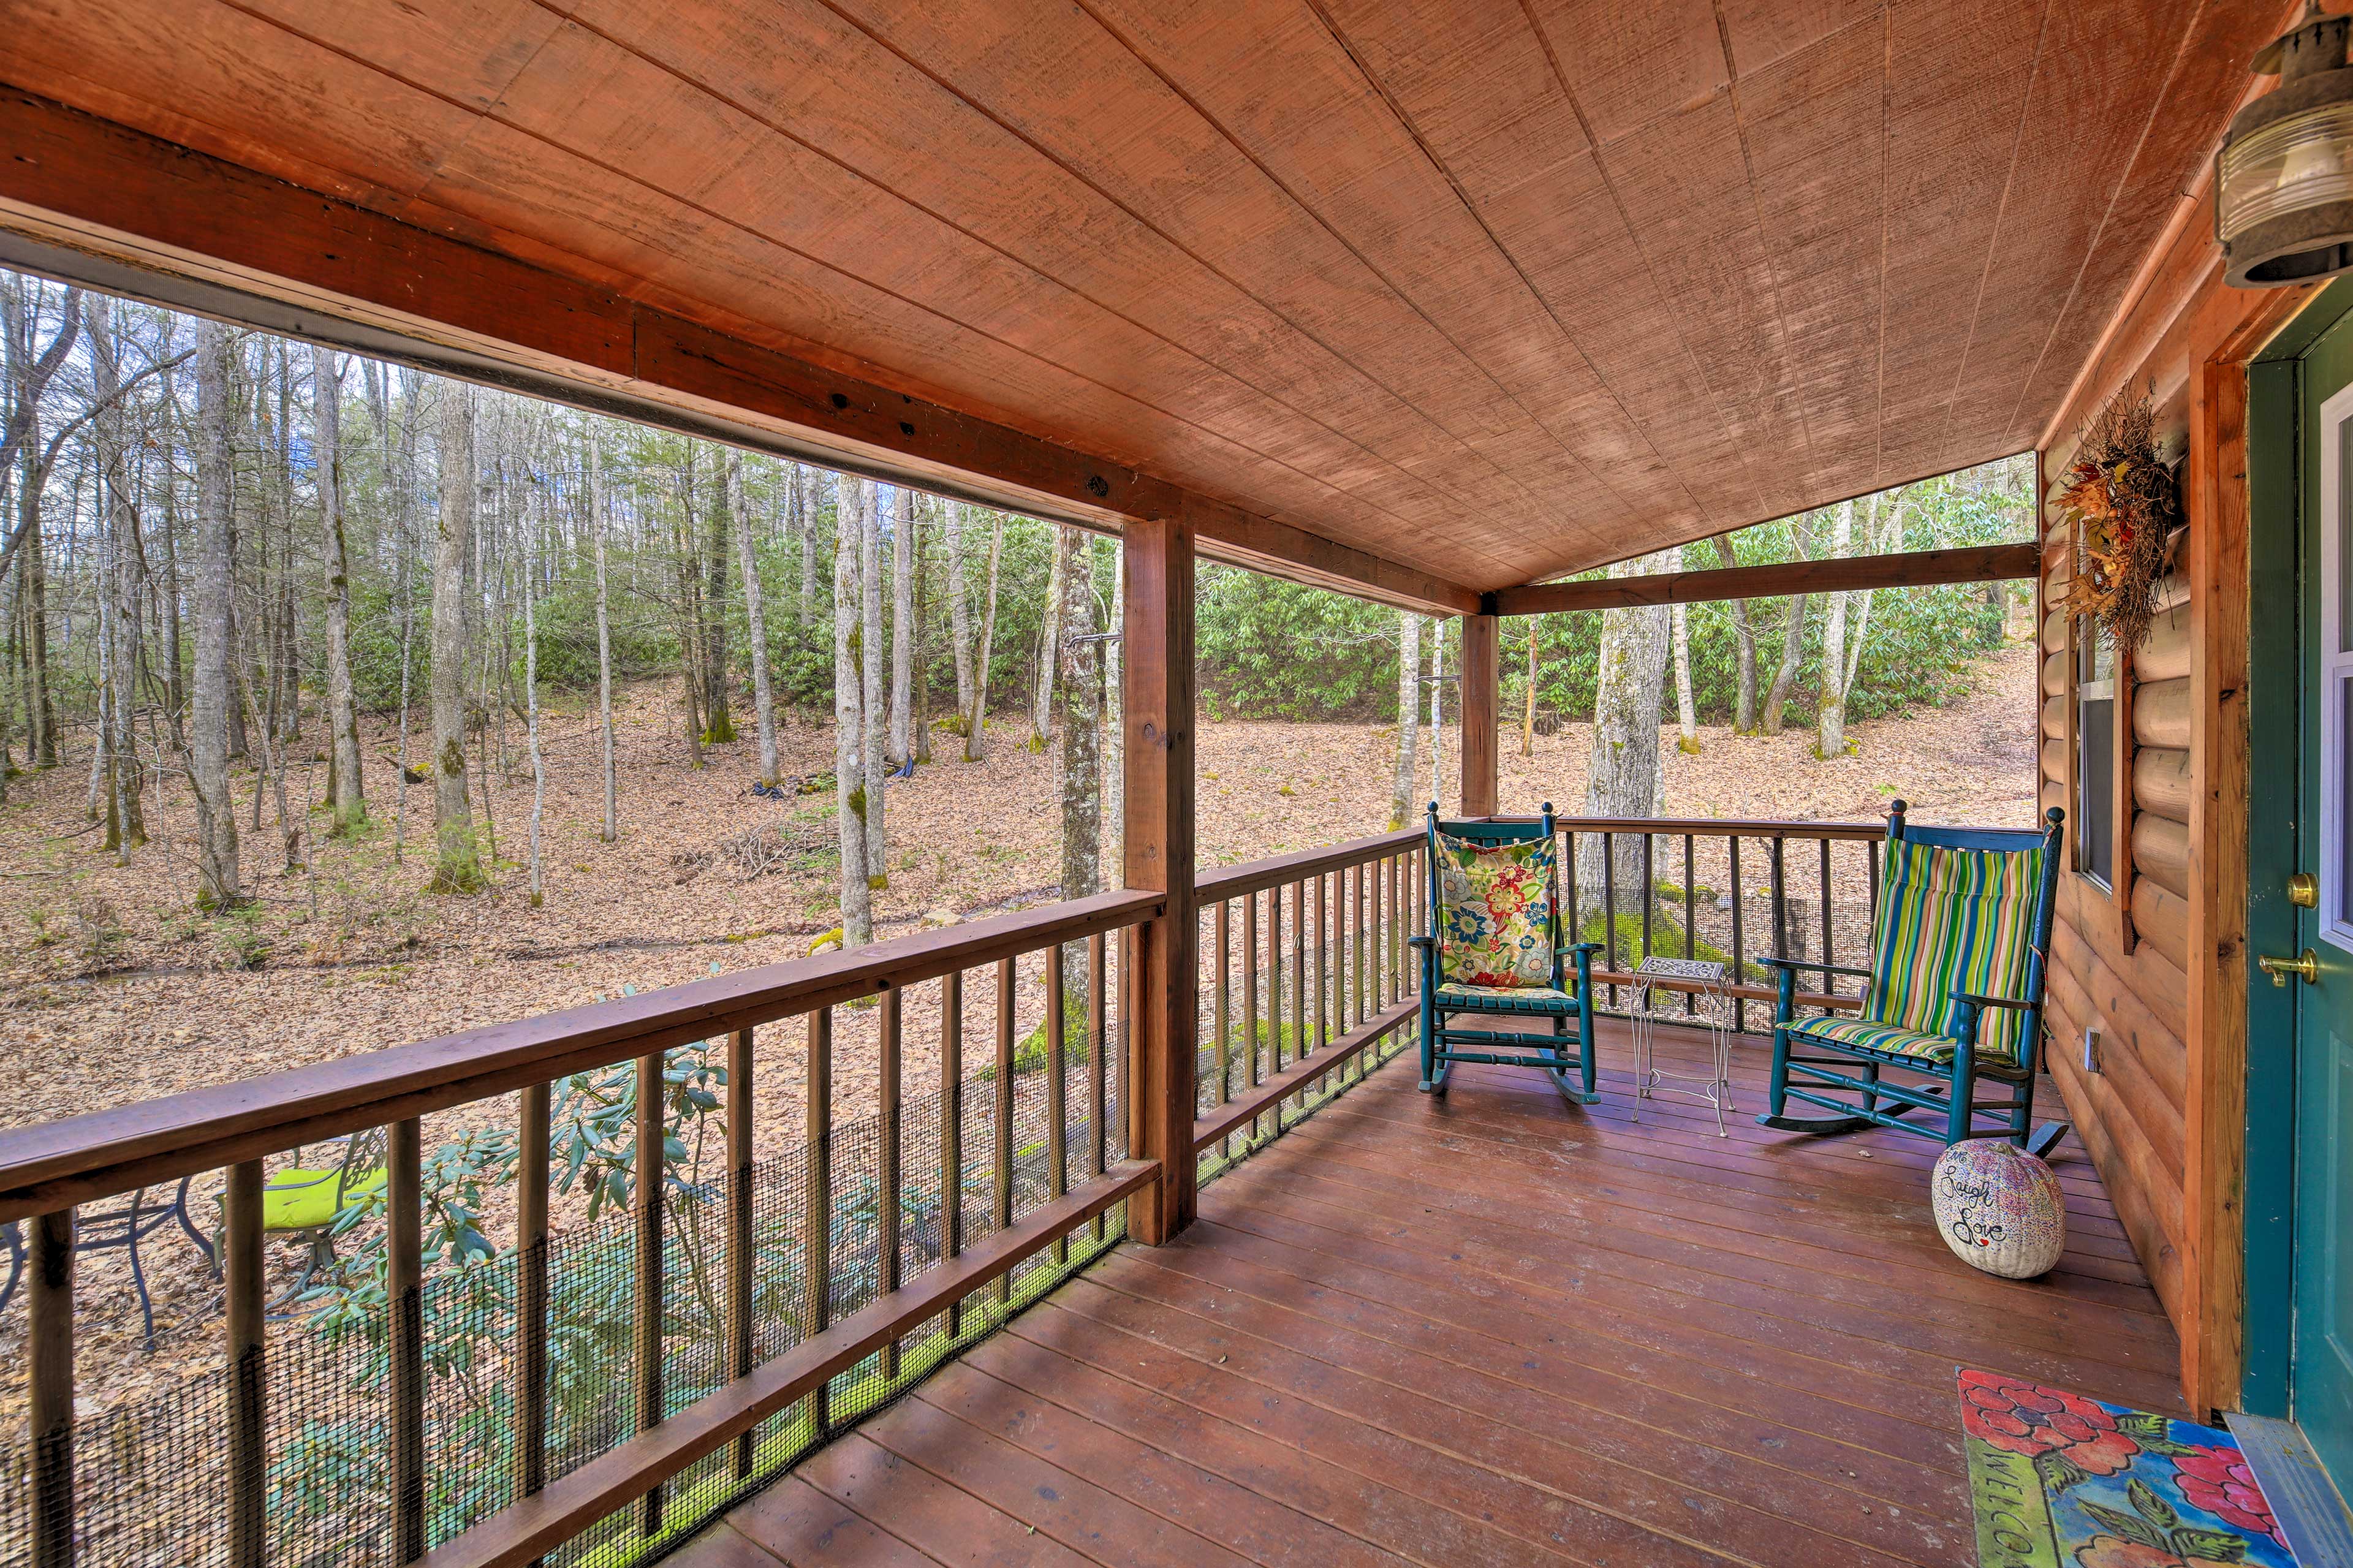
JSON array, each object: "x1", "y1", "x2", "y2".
[{"x1": 2054, "y1": 388, "x2": 2180, "y2": 654}]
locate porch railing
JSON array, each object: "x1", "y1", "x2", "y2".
[
  {"x1": 0, "y1": 815, "x2": 1892, "y2": 1568},
  {"x1": 0, "y1": 890, "x2": 1164, "y2": 1568}
]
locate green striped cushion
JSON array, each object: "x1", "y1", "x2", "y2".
[
  {"x1": 1866, "y1": 838, "x2": 2044, "y2": 1062},
  {"x1": 1792, "y1": 1017, "x2": 1963, "y2": 1064}
]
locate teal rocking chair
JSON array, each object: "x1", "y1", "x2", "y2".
[
  {"x1": 1409, "y1": 803, "x2": 1602, "y2": 1102},
  {"x1": 1759, "y1": 801, "x2": 2067, "y2": 1156}
]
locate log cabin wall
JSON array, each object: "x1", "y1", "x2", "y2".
[{"x1": 2034, "y1": 161, "x2": 2322, "y2": 1414}]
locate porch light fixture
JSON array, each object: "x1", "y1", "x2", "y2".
[{"x1": 2220, "y1": 2, "x2": 2353, "y2": 286}]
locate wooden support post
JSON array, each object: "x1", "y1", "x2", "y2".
[
  {"x1": 225, "y1": 1162, "x2": 267, "y2": 1568},
  {"x1": 2182, "y1": 355, "x2": 2251, "y2": 1418},
  {"x1": 389, "y1": 1120, "x2": 425, "y2": 1564},
  {"x1": 939, "y1": 972, "x2": 963, "y2": 1337},
  {"x1": 517, "y1": 1083, "x2": 551, "y2": 1530},
  {"x1": 725, "y1": 1029, "x2": 754, "y2": 1478},
  {"x1": 29, "y1": 1208, "x2": 74, "y2": 1568},
  {"x1": 1121, "y1": 516, "x2": 1197, "y2": 1245},
  {"x1": 634, "y1": 1050, "x2": 665, "y2": 1536},
  {"x1": 803, "y1": 1009, "x2": 832, "y2": 1432},
  {"x1": 1460, "y1": 612, "x2": 1499, "y2": 817},
  {"x1": 878, "y1": 990, "x2": 902, "y2": 1379}
]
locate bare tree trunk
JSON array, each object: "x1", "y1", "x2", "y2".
[
  {"x1": 1578, "y1": 553, "x2": 1673, "y2": 904},
  {"x1": 313, "y1": 344, "x2": 365, "y2": 834},
  {"x1": 1427, "y1": 620, "x2": 1445, "y2": 811},
  {"x1": 1816, "y1": 499, "x2": 1857, "y2": 759},
  {"x1": 1671, "y1": 602, "x2": 1699, "y2": 755},
  {"x1": 590, "y1": 441, "x2": 618, "y2": 840},
  {"x1": 799, "y1": 466, "x2": 822, "y2": 623},
  {"x1": 860, "y1": 482, "x2": 886, "y2": 884},
  {"x1": 1054, "y1": 525, "x2": 1100, "y2": 904},
  {"x1": 1520, "y1": 618, "x2": 1538, "y2": 758},
  {"x1": 1030, "y1": 526, "x2": 1064, "y2": 751},
  {"x1": 1709, "y1": 534, "x2": 1759, "y2": 733},
  {"x1": 963, "y1": 515, "x2": 1003, "y2": 761},
  {"x1": 834, "y1": 473, "x2": 873, "y2": 945},
  {"x1": 1760, "y1": 516, "x2": 1816, "y2": 735},
  {"x1": 731, "y1": 448, "x2": 778, "y2": 785},
  {"x1": 889, "y1": 488, "x2": 914, "y2": 767},
  {"x1": 945, "y1": 501, "x2": 974, "y2": 723},
  {"x1": 1102, "y1": 540, "x2": 1123, "y2": 873},
  {"x1": 430, "y1": 385, "x2": 482, "y2": 892},
  {"x1": 524, "y1": 515, "x2": 545, "y2": 906},
  {"x1": 700, "y1": 444, "x2": 735, "y2": 744},
  {"x1": 1390, "y1": 611, "x2": 1421, "y2": 828},
  {"x1": 88, "y1": 304, "x2": 146, "y2": 854},
  {"x1": 190, "y1": 321, "x2": 241, "y2": 907}
]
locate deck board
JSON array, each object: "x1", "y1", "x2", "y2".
[{"x1": 708, "y1": 1023, "x2": 2182, "y2": 1567}]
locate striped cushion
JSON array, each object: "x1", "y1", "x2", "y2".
[
  {"x1": 1791, "y1": 1016, "x2": 1965, "y2": 1065},
  {"x1": 1438, "y1": 983, "x2": 1577, "y2": 1014},
  {"x1": 1865, "y1": 837, "x2": 2044, "y2": 1062}
]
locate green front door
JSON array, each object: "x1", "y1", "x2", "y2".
[{"x1": 2290, "y1": 318, "x2": 2353, "y2": 1491}]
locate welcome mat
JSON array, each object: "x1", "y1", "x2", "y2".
[{"x1": 1960, "y1": 1369, "x2": 2299, "y2": 1566}]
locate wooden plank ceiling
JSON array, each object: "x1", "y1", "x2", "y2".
[{"x1": 0, "y1": 0, "x2": 2277, "y2": 593}]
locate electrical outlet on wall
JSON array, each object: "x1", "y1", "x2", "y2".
[{"x1": 2083, "y1": 1025, "x2": 2103, "y2": 1075}]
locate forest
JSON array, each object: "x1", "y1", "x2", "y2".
[{"x1": 0, "y1": 267, "x2": 2032, "y2": 974}]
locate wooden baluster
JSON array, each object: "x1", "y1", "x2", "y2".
[
  {"x1": 1641, "y1": 835, "x2": 1655, "y2": 964},
  {"x1": 29, "y1": 1208, "x2": 74, "y2": 1568},
  {"x1": 1602, "y1": 831, "x2": 1619, "y2": 1007},
  {"x1": 1312, "y1": 871, "x2": 1327, "y2": 1097},
  {"x1": 1868, "y1": 839, "x2": 1882, "y2": 930},
  {"x1": 227, "y1": 1158, "x2": 271, "y2": 1568},
  {"x1": 1290, "y1": 878, "x2": 1307, "y2": 1119},
  {"x1": 1045, "y1": 944, "x2": 1067, "y2": 1263},
  {"x1": 726, "y1": 1029, "x2": 754, "y2": 1478},
  {"x1": 1683, "y1": 836, "x2": 1699, "y2": 1017},
  {"x1": 517, "y1": 1083, "x2": 551, "y2": 1523},
  {"x1": 1213, "y1": 901, "x2": 1230, "y2": 1157},
  {"x1": 1243, "y1": 888, "x2": 1262, "y2": 1148},
  {"x1": 1729, "y1": 838, "x2": 1746, "y2": 1035},
  {"x1": 1088, "y1": 931, "x2": 1108, "y2": 1240},
  {"x1": 1357, "y1": 860, "x2": 1369, "y2": 1034},
  {"x1": 634, "y1": 1049, "x2": 665, "y2": 1537},
  {"x1": 1770, "y1": 836, "x2": 1789, "y2": 964},
  {"x1": 992, "y1": 956, "x2": 1014, "y2": 1306},
  {"x1": 879, "y1": 987, "x2": 902, "y2": 1378},
  {"x1": 387, "y1": 1120, "x2": 426, "y2": 1561},
  {"x1": 804, "y1": 1009, "x2": 832, "y2": 1431},
  {"x1": 940, "y1": 972, "x2": 963, "y2": 1338},
  {"x1": 1563, "y1": 830, "x2": 1579, "y2": 958},
  {"x1": 1262, "y1": 885, "x2": 1279, "y2": 1143},
  {"x1": 1819, "y1": 838, "x2": 1835, "y2": 969}
]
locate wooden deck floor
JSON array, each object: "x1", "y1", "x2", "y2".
[{"x1": 680, "y1": 1021, "x2": 2183, "y2": 1568}]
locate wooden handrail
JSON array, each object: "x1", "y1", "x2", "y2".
[
  {"x1": 1490, "y1": 814, "x2": 1893, "y2": 842},
  {"x1": 1195, "y1": 828, "x2": 1420, "y2": 902},
  {"x1": 1194, "y1": 999, "x2": 1417, "y2": 1154},
  {"x1": 0, "y1": 888, "x2": 1162, "y2": 1222}
]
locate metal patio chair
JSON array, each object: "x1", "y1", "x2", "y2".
[{"x1": 199, "y1": 1126, "x2": 390, "y2": 1309}]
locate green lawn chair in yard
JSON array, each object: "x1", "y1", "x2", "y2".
[
  {"x1": 1410, "y1": 802, "x2": 1602, "y2": 1102},
  {"x1": 202, "y1": 1126, "x2": 390, "y2": 1308},
  {"x1": 1759, "y1": 801, "x2": 2067, "y2": 1156}
]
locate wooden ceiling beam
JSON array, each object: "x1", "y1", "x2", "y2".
[
  {"x1": 1489, "y1": 541, "x2": 2042, "y2": 616},
  {"x1": 0, "y1": 90, "x2": 1477, "y2": 617}
]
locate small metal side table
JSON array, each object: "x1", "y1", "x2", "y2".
[{"x1": 1628, "y1": 955, "x2": 1737, "y2": 1135}]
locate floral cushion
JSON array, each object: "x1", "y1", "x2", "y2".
[{"x1": 1435, "y1": 831, "x2": 1555, "y2": 989}]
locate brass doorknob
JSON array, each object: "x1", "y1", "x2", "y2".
[
  {"x1": 2258, "y1": 949, "x2": 2319, "y2": 987},
  {"x1": 2289, "y1": 872, "x2": 2319, "y2": 909}
]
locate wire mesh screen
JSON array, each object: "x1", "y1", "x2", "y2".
[{"x1": 2, "y1": 956, "x2": 1137, "y2": 1568}]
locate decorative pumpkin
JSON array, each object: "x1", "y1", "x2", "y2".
[{"x1": 1931, "y1": 1138, "x2": 2066, "y2": 1279}]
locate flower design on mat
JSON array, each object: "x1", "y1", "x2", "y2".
[
  {"x1": 1960, "y1": 1371, "x2": 2143, "y2": 1479},
  {"x1": 2073, "y1": 1537, "x2": 2246, "y2": 1568},
  {"x1": 2171, "y1": 1444, "x2": 2285, "y2": 1547}
]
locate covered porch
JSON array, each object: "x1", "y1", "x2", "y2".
[{"x1": 0, "y1": 0, "x2": 2340, "y2": 1564}]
